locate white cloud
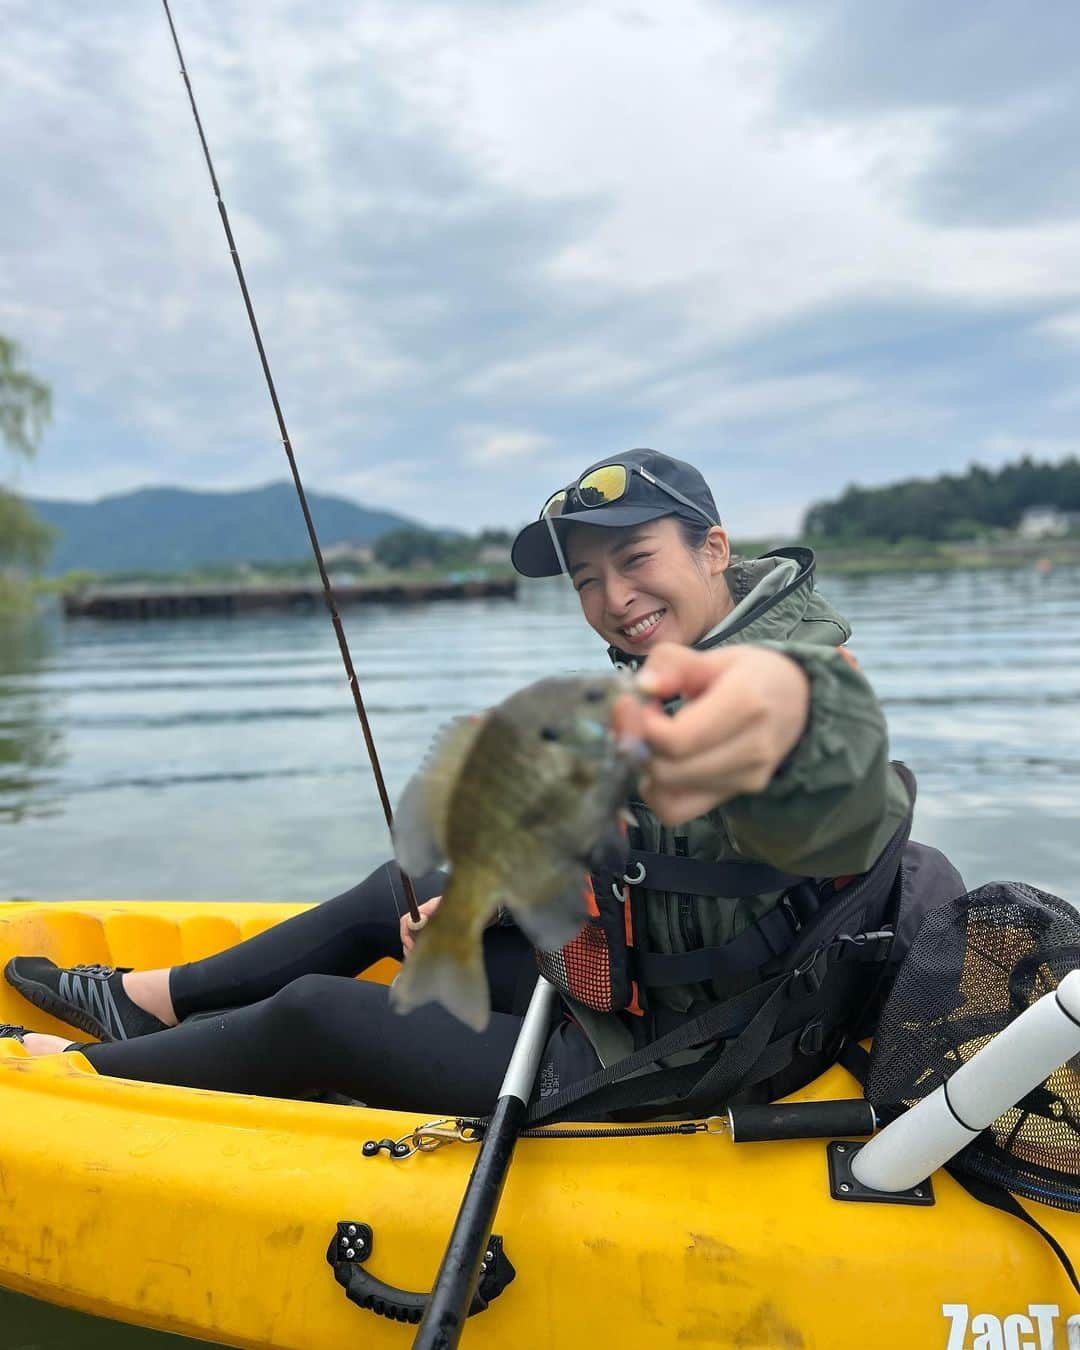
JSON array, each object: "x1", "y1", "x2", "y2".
[
  {"x1": 5, "y1": 0, "x2": 1080, "y2": 533},
  {"x1": 383, "y1": 0, "x2": 1080, "y2": 329},
  {"x1": 459, "y1": 344, "x2": 652, "y2": 401},
  {"x1": 651, "y1": 371, "x2": 864, "y2": 430},
  {"x1": 456, "y1": 424, "x2": 552, "y2": 465},
  {"x1": 984, "y1": 433, "x2": 1080, "y2": 460},
  {"x1": 1037, "y1": 310, "x2": 1080, "y2": 344}
]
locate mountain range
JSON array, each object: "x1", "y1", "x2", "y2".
[{"x1": 28, "y1": 482, "x2": 417, "y2": 575}]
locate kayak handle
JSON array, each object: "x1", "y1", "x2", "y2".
[
  {"x1": 727, "y1": 1100, "x2": 876, "y2": 1143},
  {"x1": 326, "y1": 1222, "x2": 515, "y2": 1324}
]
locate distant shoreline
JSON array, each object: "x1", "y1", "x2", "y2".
[
  {"x1": 55, "y1": 571, "x2": 518, "y2": 620},
  {"x1": 30, "y1": 540, "x2": 1080, "y2": 613},
  {"x1": 806, "y1": 539, "x2": 1080, "y2": 576}
]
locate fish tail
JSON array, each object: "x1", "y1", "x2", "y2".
[{"x1": 390, "y1": 899, "x2": 492, "y2": 1033}]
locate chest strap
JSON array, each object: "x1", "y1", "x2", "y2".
[
  {"x1": 621, "y1": 850, "x2": 817, "y2": 990},
  {"x1": 622, "y1": 850, "x2": 807, "y2": 898},
  {"x1": 636, "y1": 898, "x2": 812, "y2": 988}
]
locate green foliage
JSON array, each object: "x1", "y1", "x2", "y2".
[
  {"x1": 0, "y1": 337, "x2": 53, "y2": 610},
  {"x1": 0, "y1": 489, "x2": 54, "y2": 571},
  {"x1": 373, "y1": 526, "x2": 453, "y2": 571},
  {"x1": 804, "y1": 455, "x2": 1080, "y2": 541},
  {"x1": 0, "y1": 336, "x2": 51, "y2": 461}
]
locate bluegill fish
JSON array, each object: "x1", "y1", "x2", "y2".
[{"x1": 390, "y1": 674, "x2": 644, "y2": 1031}]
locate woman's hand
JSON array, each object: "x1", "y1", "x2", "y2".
[
  {"x1": 400, "y1": 895, "x2": 442, "y2": 956},
  {"x1": 614, "y1": 643, "x2": 811, "y2": 825}
]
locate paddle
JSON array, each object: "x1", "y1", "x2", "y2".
[{"x1": 412, "y1": 975, "x2": 558, "y2": 1350}]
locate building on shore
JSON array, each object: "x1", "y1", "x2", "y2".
[{"x1": 1017, "y1": 506, "x2": 1080, "y2": 540}]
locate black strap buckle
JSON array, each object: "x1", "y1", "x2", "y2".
[
  {"x1": 835, "y1": 929, "x2": 894, "y2": 963},
  {"x1": 790, "y1": 948, "x2": 827, "y2": 996}
]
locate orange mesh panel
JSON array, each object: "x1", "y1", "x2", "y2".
[{"x1": 536, "y1": 922, "x2": 616, "y2": 1013}]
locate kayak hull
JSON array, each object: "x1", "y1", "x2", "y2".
[{"x1": 0, "y1": 899, "x2": 1077, "y2": 1349}]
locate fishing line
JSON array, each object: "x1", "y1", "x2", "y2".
[{"x1": 160, "y1": 0, "x2": 421, "y2": 923}]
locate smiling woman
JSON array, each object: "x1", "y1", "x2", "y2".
[
  {"x1": 565, "y1": 518, "x2": 733, "y2": 654},
  {"x1": 3, "y1": 443, "x2": 966, "y2": 1125}
]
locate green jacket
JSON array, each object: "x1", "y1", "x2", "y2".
[{"x1": 574, "y1": 547, "x2": 913, "y2": 1065}]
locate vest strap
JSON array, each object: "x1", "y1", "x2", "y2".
[
  {"x1": 622, "y1": 850, "x2": 807, "y2": 898},
  {"x1": 636, "y1": 903, "x2": 801, "y2": 988},
  {"x1": 528, "y1": 935, "x2": 867, "y2": 1125}
]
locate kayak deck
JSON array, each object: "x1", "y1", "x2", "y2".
[{"x1": 0, "y1": 899, "x2": 1077, "y2": 1349}]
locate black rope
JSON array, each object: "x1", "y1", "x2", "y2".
[
  {"x1": 160, "y1": 0, "x2": 419, "y2": 921},
  {"x1": 460, "y1": 1117, "x2": 703, "y2": 1141}
]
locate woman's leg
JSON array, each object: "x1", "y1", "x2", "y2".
[
  {"x1": 77, "y1": 975, "x2": 527, "y2": 1115},
  {"x1": 18, "y1": 934, "x2": 598, "y2": 1112},
  {"x1": 7, "y1": 865, "x2": 535, "y2": 1039},
  {"x1": 168, "y1": 863, "x2": 445, "y2": 1019}
]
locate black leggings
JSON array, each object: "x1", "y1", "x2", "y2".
[{"x1": 78, "y1": 864, "x2": 583, "y2": 1116}]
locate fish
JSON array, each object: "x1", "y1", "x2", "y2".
[{"x1": 389, "y1": 673, "x2": 644, "y2": 1031}]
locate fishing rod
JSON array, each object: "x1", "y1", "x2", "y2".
[
  {"x1": 160, "y1": 0, "x2": 421, "y2": 925},
  {"x1": 161, "y1": 12, "x2": 563, "y2": 1342}
]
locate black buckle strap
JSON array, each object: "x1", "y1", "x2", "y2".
[
  {"x1": 621, "y1": 850, "x2": 808, "y2": 899},
  {"x1": 527, "y1": 972, "x2": 790, "y2": 1126},
  {"x1": 636, "y1": 903, "x2": 801, "y2": 989},
  {"x1": 834, "y1": 930, "x2": 894, "y2": 963},
  {"x1": 532, "y1": 931, "x2": 891, "y2": 1126}
]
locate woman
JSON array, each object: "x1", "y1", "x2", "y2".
[{"x1": 2, "y1": 449, "x2": 956, "y2": 1116}]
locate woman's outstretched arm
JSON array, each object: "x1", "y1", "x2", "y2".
[{"x1": 615, "y1": 641, "x2": 911, "y2": 877}]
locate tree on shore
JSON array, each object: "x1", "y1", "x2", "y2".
[
  {"x1": 373, "y1": 526, "x2": 450, "y2": 571},
  {"x1": 0, "y1": 335, "x2": 53, "y2": 609},
  {"x1": 803, "y1": 455, "x2": 1080, "y2": 541}
]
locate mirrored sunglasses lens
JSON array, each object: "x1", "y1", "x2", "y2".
[
  {"x1": 541, "y1": 489, "x2": 568, "y2": 518},
  {"x1": 577, "y1": 464, "x2": 628, "y2": 508}
]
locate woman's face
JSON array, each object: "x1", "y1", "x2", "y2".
[{"x1": 564, "y1": 516, "x2": 732, "y2": 655}]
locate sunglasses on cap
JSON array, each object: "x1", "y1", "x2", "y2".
[{"x1": 541, "y1": 462, "x2": 718, "y2": 525}]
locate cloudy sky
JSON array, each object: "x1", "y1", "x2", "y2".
[{"x1": 3, "y1": 0, "x2": 1080, "y2": 536}]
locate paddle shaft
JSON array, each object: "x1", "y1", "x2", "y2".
[{"x1": 413, "y1": 977, "x2": 558, "y2": 1350}]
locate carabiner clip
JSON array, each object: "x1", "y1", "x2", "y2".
[{"x1": 393, "y1": 1117, "x2": 485, "y2": 1159}]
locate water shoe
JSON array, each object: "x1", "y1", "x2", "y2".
[{"x1": 3, "y1": 958, "x2": 167, "y2": 1042}]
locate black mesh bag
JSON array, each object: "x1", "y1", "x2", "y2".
[{"x1": 866, "y1": 882, "x2": 1080, "y2": 1213}]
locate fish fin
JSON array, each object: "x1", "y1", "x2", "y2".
[
  {"x1": 393, "y1": 714, "x2": 487, "y2": 876},
  {"x1": 509, "y1": 876, "x2": 590, "y2": 952},
  {"x1": 390, "y1": 934, "x2": 492, "y2": 1033}
]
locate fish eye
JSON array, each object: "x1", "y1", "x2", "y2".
[
  {"x1": 584, "y1": 687, "x2": 605, "y2": 703},
  {"x1": 540, "y1": 725, "x2": 561, "y2": 741}
]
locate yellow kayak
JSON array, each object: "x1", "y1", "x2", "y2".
[{"x1": 0, "y1": 898, "x2": 1077, "y2": 1349}]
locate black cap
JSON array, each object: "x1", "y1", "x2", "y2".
[{"x1": 511, "y1": 448, "x2": 720, "y2": 578}]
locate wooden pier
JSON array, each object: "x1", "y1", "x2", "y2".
[{"x1": 61, "y1": 576, "x2": 518, "y2": 620}]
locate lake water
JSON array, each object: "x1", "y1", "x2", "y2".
[{"x1": 1, "y1": 564, "x2": 1079, "y2": 1346}]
